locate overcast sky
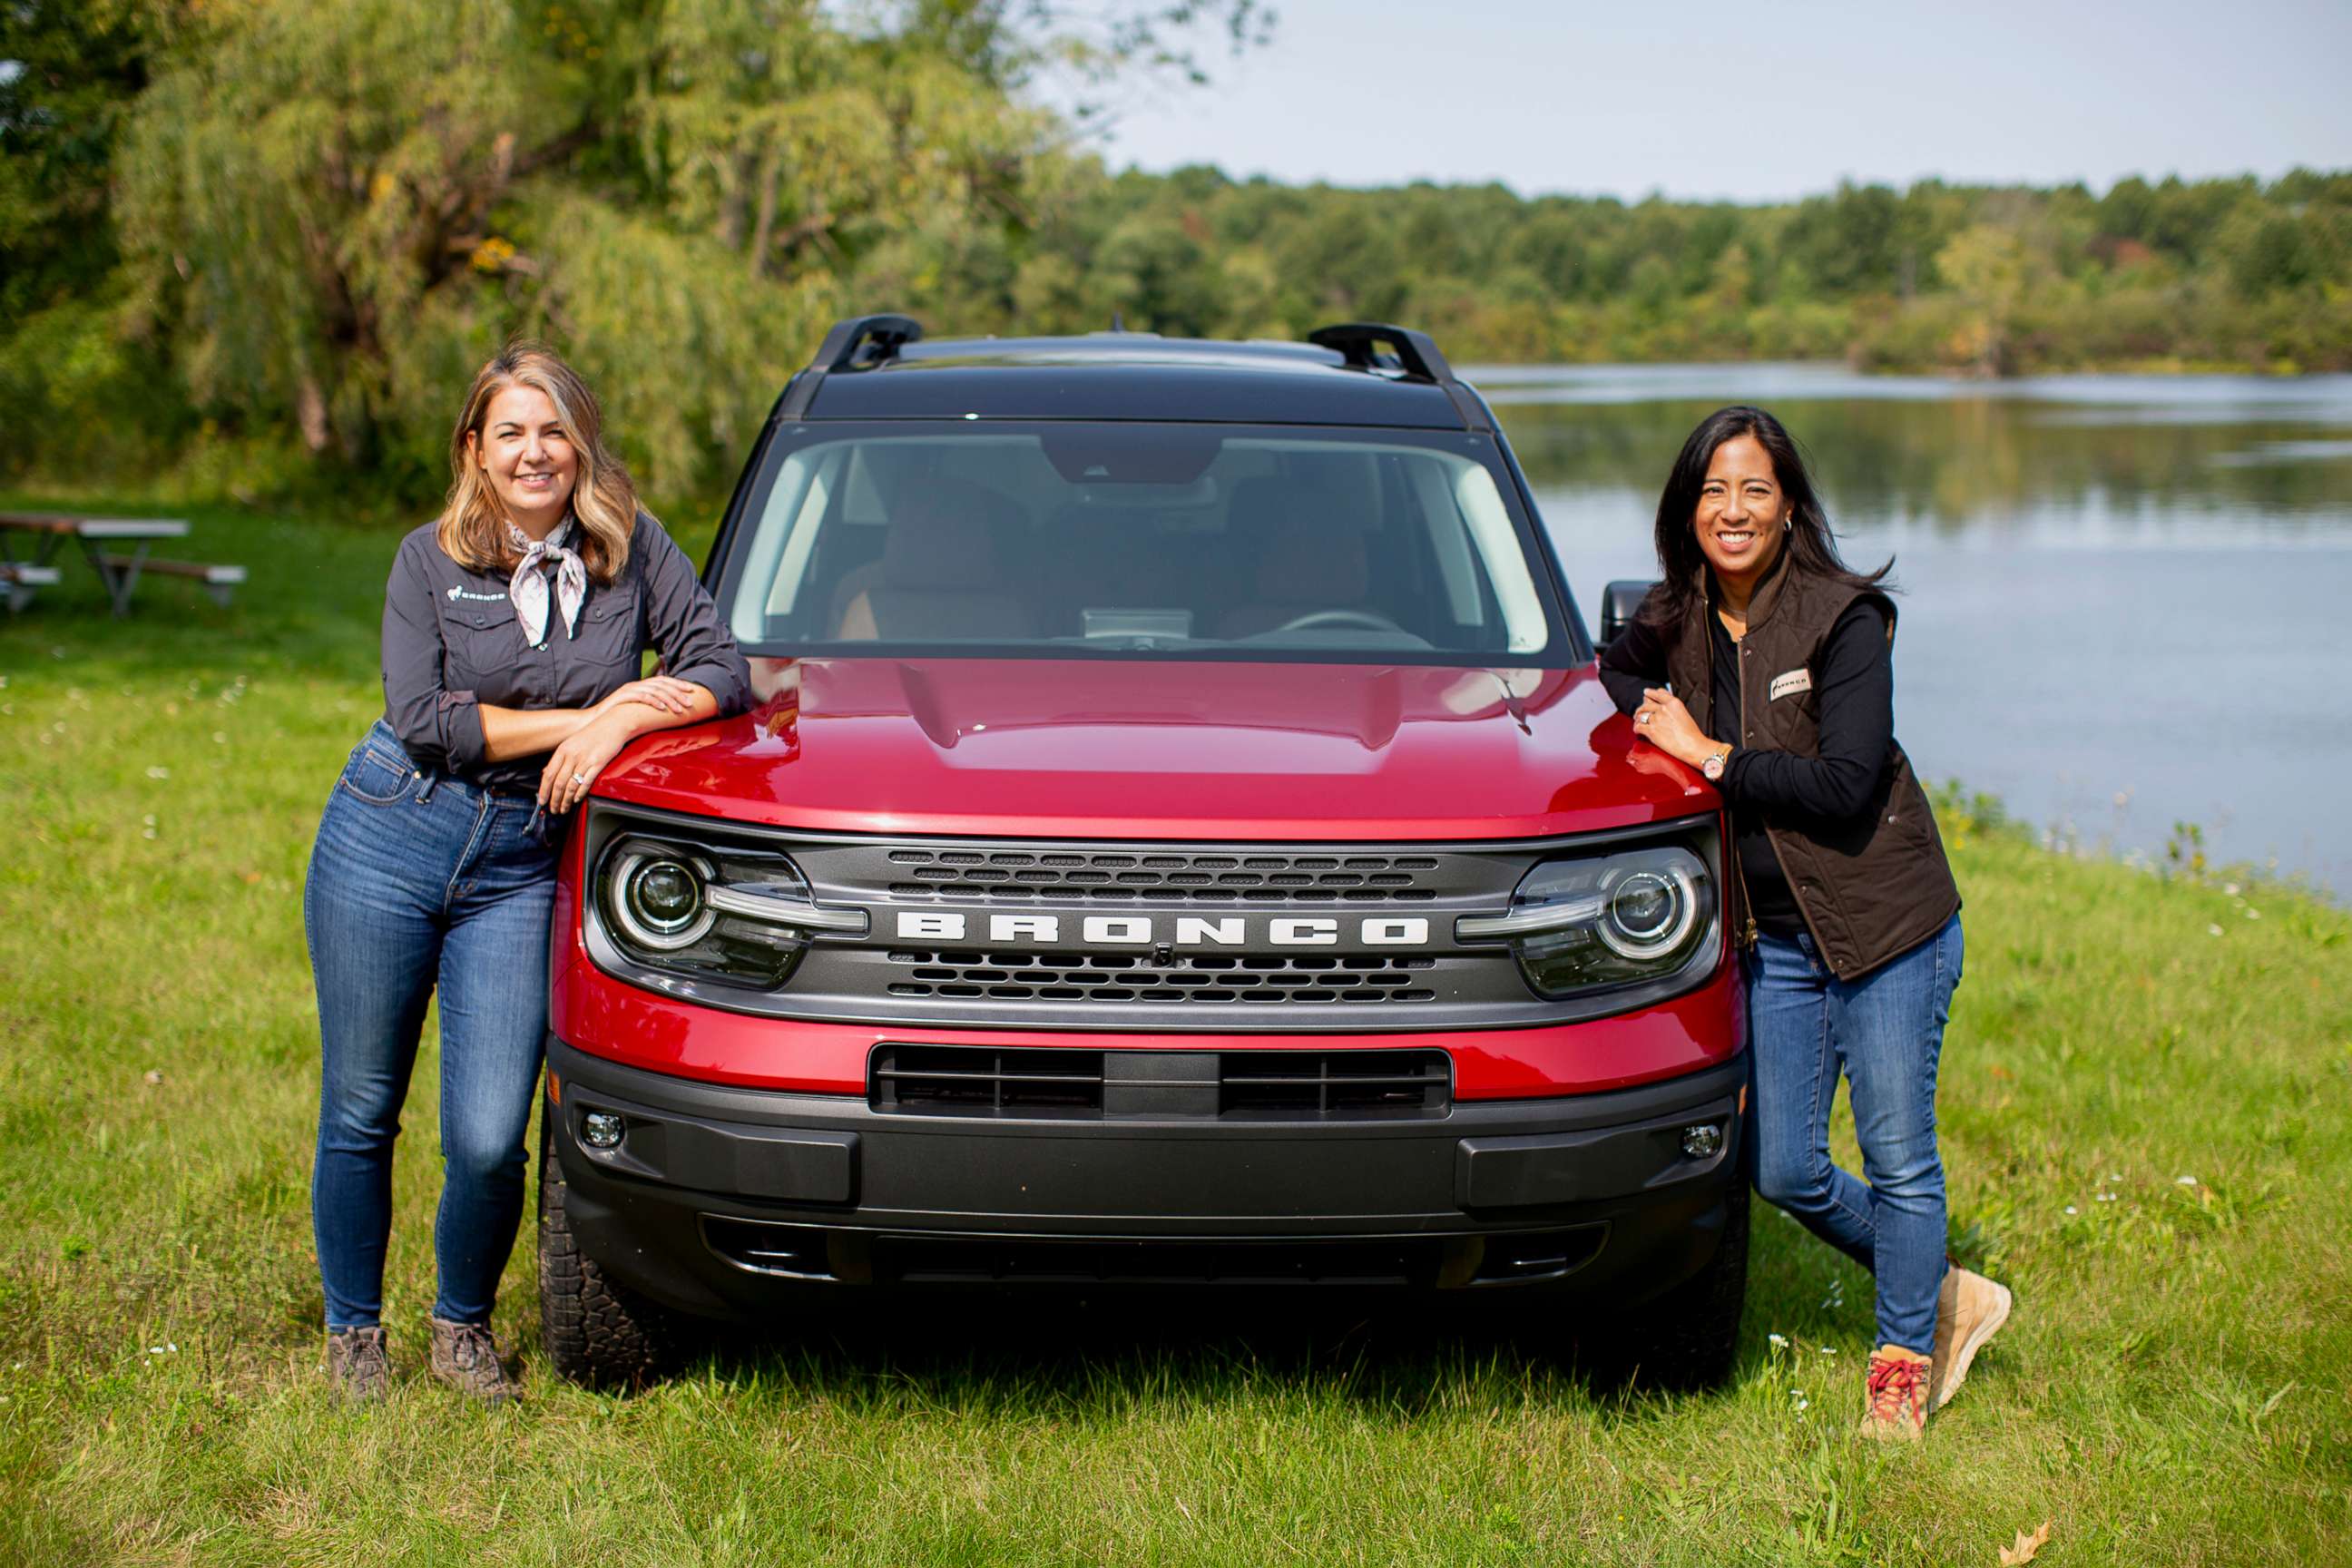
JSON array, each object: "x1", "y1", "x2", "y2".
[{"x1": 1091, "y1": 0, "x2": 2352, "y2": 201}]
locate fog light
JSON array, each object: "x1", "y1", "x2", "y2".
[
  {"x1": 1681, "y1": 1122, "x2": 1723, "y2": 1159},
  {"x1": 581, "y1": 1112, "x2": 624, "y2": 1151}
]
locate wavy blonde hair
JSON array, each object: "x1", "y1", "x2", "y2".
[{"x1": 437, "y1": 342, "x2": 640, "y2": 583}]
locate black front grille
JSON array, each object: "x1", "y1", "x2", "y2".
[
  {"x1": 582, "y1": 810, "x2": 1727, "y2": 1032},
  {"x1": 869, "y1": 1044, "x2": 1452, "y2": 1119},
  {"x1": 881, "y1": 848, "x2": 1442, "y2": 904},
  {"x1": 885, "y1": 949, "x2": 1438, "y2": 1004},
  {"x1": 871, "y1": 1044, "x2": 1106, "y2": 1114},
  {"x1": 1219, "y1": 1049, "x2": 1449, "y2": 1115}
]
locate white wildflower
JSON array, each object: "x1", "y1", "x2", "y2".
[
  {"x1": 2176, "y1": 1175, "x2": 2198, "y2": 1187},
  {"x1": 2245, "y1": 908, "x2": 2261, "y2": 920},
  {"x1": 2222, "y1": 882, "x2": 2240, "y2": 897},
  {"x1": 212, "y1": 731, "x2": 227, "y2": 745},
  {"x1": 1769, "y1": 1333, "x2": 1788, "y2": 1348},
  {"x1": 2064, "y1": 1205, "x2": 2078, "y2": 1215},
  {"x1": 146, "y1": 766, "x2": 169, "y2": 780},
  {"x1": 2096, "y1": 1192, "x2": 2117, "y2": 1202},
  {"x1": 2207, "y1": 924, "x2": 2224, "y2": 937}
]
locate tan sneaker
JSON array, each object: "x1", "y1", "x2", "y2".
[
  {"x1": 1860, "y1": 1346, "x2": 1931, "y2": 1440},
  {"x1": 428, "y1": 1317, "x2": 519, "y2": 1406},
  {"x1": 1930, "y1": 1265, "x2": 2014, "y2": 1410},
  {"x1": 324, "y1": 1325, "x2": 391, "y2": 1403}
]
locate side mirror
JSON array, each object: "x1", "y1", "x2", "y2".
[{"x1": 1598, "y1": 580, "x2": 1657, "y2": 650}]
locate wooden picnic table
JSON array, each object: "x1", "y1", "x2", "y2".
[{"x1": 0, "y1": 512, "x2": 240, "y2": 617}]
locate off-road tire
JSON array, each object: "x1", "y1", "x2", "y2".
[
  {"x1": 538, "y1": 1099, "x2": 685, "y2": 1391},
  {"x1": 1588, "y1": 1182, "x2": 1749, "y2": 1392}
]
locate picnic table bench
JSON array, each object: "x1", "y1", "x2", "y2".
[
  {"x1": 0, "y1": 561, "x2": 63, "y2": 613},
  {"x1": 94, "y1": 553, "x2": 248, "y2": 607},
  {"x1": 0, "y1": 513, "x2": 245, "y2": 616}
]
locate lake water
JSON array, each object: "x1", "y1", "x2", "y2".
[{"x1": 1481, "y1": 365, "x2": 2352, "y2": 898}]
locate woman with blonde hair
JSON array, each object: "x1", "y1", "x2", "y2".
[{"x1": 303, "y1": 343, "x2": 750, "y2": 1403}]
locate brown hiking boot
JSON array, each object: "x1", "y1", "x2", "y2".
[
  {"x1": 1860, "y1": 1346, "x2": 1931, "y2": 1440},
  {"x1": 428, "y1": 1318, "x2": 519, "y2": 1406},
  {"x1": 324, "y1": 1325, "x2": 391, "y2": 1403},
  {"x1": 1930, "y1": 1265, "x2": 2014, "y2": 1410}
]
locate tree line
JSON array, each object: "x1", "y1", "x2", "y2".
[{"x1": 5, "y1": 0, "x2": 2346, "y2": 505}]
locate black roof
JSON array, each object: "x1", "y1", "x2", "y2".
[{"x1": 785, "y1": 320, "x2": 1495, "y2": 430}]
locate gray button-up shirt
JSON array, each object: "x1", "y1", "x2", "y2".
[{"x1": 381, "y1": 511, "x2": 752, "y2": 793}]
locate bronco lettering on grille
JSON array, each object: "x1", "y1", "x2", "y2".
[{"x1": 892, "y1": 912, "x2": 1433, "y2": 947}]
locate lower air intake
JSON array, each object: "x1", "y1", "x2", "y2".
[{"x1": 868, "y1": 1044, "x2": 1451, "y2": 1119}]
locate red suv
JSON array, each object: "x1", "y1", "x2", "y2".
[{"x1": 538, "y1": 318, "x2": 1747, "y2": 1387}]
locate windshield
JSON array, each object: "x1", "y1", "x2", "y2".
[{"x1": 718, "y1": 422, "x2": 1575, "y2": 663}]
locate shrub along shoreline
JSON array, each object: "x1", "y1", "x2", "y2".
[{"x1": 1, "y1": 498, "x2": 2345, "y2": 1564}]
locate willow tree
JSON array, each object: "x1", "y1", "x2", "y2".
[{"x1": 111, "y1": 0, "x2": 1265, "y2": 497}]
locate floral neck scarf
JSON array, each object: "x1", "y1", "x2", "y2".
[{"x1": 505, "y1": 515, "x2": 586, "y2": 649}]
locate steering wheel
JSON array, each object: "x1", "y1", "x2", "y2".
[{"x1": 1269, "y1": 608, "x2": 1409, "y2": 635}]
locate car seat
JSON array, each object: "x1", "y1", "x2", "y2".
[
  {"x1": 1213, "y1": 478, "x2": 1374, "y2": 640},
  {"x1": 830, "y1": 480, "x2": 1038, "y2": 641}
]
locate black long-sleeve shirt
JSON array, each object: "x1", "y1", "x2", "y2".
[
  {"x1": 381, "y1": 511, "x2": 752, "y2": 792},
  {"x1": 1599, "y1": 595, "x2": 1894, "y2": 936}
]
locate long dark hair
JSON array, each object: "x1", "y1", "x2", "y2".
[{"x1": 1638, "y1": 405, "x2": 1890, "y2": 631}]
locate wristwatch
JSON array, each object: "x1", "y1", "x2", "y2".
[{"x1": 1700, "y1": 744, "x2": 1731, "y2": 782}]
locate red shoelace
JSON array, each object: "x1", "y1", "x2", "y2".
[{"x1": 1867, "y1": 1354, "x2": 1929, "y2": 1423}]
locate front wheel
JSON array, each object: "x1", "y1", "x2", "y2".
[
  {"x1": 537, "y1": 1097, "x2": 686, "y2": 1391},
  {"x1": 1586, "y1": 1183, "x2": 1749, "y2": 1392}
]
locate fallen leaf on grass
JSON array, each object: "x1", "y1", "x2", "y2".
[
  {"x1": 1998, "y1": 1520, "x2": 2052, "y2": 1564},
  {"x1": 143, "y1": 1070, "x2": 164, "y2": 1086}
]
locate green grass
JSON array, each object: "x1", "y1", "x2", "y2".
[{"x1": 3, "y1": 498, "x2": 2347, "y2": 1566}]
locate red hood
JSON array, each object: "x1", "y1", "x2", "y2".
[{"x1": 594, "y1": 658, "x2": 1712, "y2": 840}]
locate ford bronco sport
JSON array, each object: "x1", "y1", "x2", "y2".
[{"x1": 537, "y1": 318, "x2": 1747, "y2": 1388}]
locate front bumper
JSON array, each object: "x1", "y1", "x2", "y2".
[{"x1": 546, "y1": 1037, "x2": 1746, "y2": 1320}]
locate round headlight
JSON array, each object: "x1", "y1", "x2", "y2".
[
  {"x1": 1594, "y1": 863, "x2": 1699, "y2": 960},
  {"x1": 613, "y1": 850, "x2": 715, "y2": 949}
]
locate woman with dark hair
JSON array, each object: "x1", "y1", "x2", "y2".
[
  {"x1": 304, "y1": 344, "x2": 751, "y2": 1404},
  {"x1": 1598, "y1": 405, "x2": 2012, "y2": 1439}
]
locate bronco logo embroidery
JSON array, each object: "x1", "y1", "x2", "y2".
[{"x1": 1769, "y1": 668, "x2": 1812, "y2": 701}]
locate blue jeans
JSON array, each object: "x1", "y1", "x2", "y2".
[
  {"x1": 303, "y1": 720, "x2": 560, "y2": 1329},
  {"x1": 1742, "y1": 912, "x2": 1963, "y2": 1355}
]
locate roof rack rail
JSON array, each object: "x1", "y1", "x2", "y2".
[
  {"x1": 1308, "y1": 322, "x2": 1453, "y2": 383},
  {"x1": 1308, "y1": 321, "x2": 1491, "y2": 433},
  {"x1": 778, "y1": 313, "x2": 925, "y2": 419}
]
